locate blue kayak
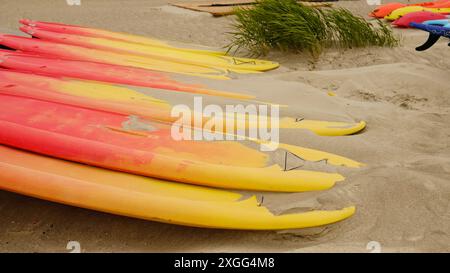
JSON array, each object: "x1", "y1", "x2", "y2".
[{"x1": 410, "y1": 22, "x2": 450, "y2": 51}]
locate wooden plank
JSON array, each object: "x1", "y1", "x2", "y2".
[{"x1": 170, "y1": 0, "x2": 335, "y2": 17}]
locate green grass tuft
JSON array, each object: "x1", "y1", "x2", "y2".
[{"x1": 227, "y1": 0, "x2": 399, "y2": 56}]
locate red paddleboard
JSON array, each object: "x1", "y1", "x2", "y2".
[
  {"x1": 0, "y1": 49, "x2": 253, "y2": 99},
  {"x1": 0, "y1": 34, "x2": 230, "y2": 80},
  {"x1": 392, "y1": 11, "x2": 448, "y2": 27},
  {"x1": 0, "y1": 69, "x2": 174, "y2": 122},
  {"x1": 19, "y1": 19, "x2": 227, "y2": 56},
  {"x1": 19, "y1": 26, "x2": 279, "y2": 72}
]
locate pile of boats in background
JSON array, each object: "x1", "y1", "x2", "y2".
[{"x1": 370, "y1": 0, "x2": 450, "y2": 50}]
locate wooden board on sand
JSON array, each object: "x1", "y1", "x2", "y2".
[{"x1": 169, "y1": 0, "x2": 336, "y2": 17}]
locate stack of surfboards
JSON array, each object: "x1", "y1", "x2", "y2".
[
  {"x1": 369, "y1": 0, "x2": 450, "y2": 50},
  {"x1": 0, "y1": 20, "x2": 366, "y2": 230}
]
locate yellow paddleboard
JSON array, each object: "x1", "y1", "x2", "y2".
[
  {"x1": 385, "y1": 6, "x2": 450, "y2": 20},
  {"x1": 0, "y1": 145, "x2": 356, "y2": 230},
  {"x1": 21, "y1": 26, "x2": 279, "y2": 73}
]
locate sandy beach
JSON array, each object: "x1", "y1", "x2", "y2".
[{"x1": 0, "y1": 0, "x2": 449, "y2": 253}]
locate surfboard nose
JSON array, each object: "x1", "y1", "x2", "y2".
[
  {"x1": 19, "y1": 26, "x2": 35, "y2": 35},
  {"x1": 19, "y1": 19, "x2": 33, "y2": 26},
  {"x1": 0, "y1": 34, "x2": 7, "y2": 43}
]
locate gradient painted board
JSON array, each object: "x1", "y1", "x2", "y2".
[
  {"x1": 0, "y1": 34, "x2": 231, "y2": 80},
  {"x1": 0, "y1": 145, "x2": 355, "y2": 230},
  {"x1": 0, "y1": 94, "x2": 365, "y2": 192},
  {"x1": 20, "y1": 26, "x2": 279, "y2": 72},
  {"x1": 20, "y1": 19, "x2": 227, "y2": 56},
  {"x1": 0, "y1": 68, "x2": 365, "y2": 136},
  {"x1": 0, "y1": 50, "x2": 253, "y2": 99},
  {"x1": 0, "y1": 77, "x2": 363, "y2": 168}
]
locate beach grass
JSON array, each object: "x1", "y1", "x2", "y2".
[{"x1": 227, "y1": 0, "x2": 399, "y2": 56}]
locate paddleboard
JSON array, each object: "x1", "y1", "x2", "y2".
[
  {"x1": 0, "y1": 49, "x2": 252, "y2": 99},
  {"x1": 0, "y1": 78, "x2": 364, "y2": 166},
  {"x1": 0, "y1": 94, "x2": 364, "y2": 192},
  {"x1": 0, "y1": 69, "x2": 365, "y2": 136},
  {"x1": 0, "y1": 34, "x2": 231, "y2": 80},
  {"x1": 0, "y1": 145, "x2": 355, "y2": 230},
  {"x1": 20, "y1": 26, "x2": 280, "y2": 72},
  {"x1": 20, "y1": 19, "x2": 227, "y2": 56}
]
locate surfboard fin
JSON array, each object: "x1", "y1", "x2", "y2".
[{"x1": 416, "y1": 33, "x2": 441, "y2": 51}]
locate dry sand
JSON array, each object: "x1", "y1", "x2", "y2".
[{"x1": 0, "y1": 0, "x2": 449, "y2": 252}]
